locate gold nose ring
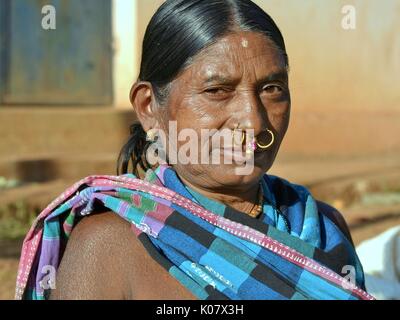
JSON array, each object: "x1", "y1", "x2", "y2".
[
  {"x1": 232, "y1": 125, "x2": 245, "y2": 145},
  {"x1": 256, "y1": 129, "x2": 275, "y2": 149}
]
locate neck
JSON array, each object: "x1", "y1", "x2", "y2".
[{"x1": 177, "y1": 175, "x2": 261, "y2": 217}]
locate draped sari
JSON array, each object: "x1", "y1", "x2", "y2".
[{"x1": 15, "y1": 164, "x2": 374, "y2": 300}]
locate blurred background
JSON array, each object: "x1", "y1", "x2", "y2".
[{"x1": 0, "y1": 0, "x2": 399, "y2": 299}]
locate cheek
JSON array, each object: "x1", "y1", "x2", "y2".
[
  {"x1": 174, "y1": 95, "x2": 226, "y2": 131},
  {"x1": 264, "y1": 102, "x2": 291, "y2": 130}
]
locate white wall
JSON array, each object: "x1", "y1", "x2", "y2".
[{"x1": 112, "y1": 0, "x2": 138, "y2": 109}]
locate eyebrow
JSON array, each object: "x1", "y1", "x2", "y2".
[
  {"x1": 203, "y1": 70, "x2": 288, "y2": 85},
  {"x1": 203, "y1": 75, "x2": 236, "y2": 85},
  {"x1": 257, "y1": 70, "x2": 288, "y2": 85}
]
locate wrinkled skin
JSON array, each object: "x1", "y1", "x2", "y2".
[{"x1": 134, "y1": 31, "x2": 290, "y2": 214}]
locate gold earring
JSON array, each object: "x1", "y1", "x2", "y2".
[
  {"x1": 256, "y1": 129, "x2": 275, "y2": 149},
  {"x1": 146, "y1": 129, "x2": 158, "y2": 142}
]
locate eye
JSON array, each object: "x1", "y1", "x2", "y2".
[
  {"x1": 204, "y1": 87, "x2": 228, "y2": 95},
  {"x1": 262, "y1": 84, "x2": 284, "y2": 95},
  {"x1": 203, "y1": 86, "x2": 233, "y2": 100}
]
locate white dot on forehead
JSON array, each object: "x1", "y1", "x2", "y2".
[{"x1": 241, "y1": 38, "x2": 249, "y2": 48}]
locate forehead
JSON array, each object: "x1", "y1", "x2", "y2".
[{"x1": 181, "y1": 31, "x2": 286, "y2": 81}]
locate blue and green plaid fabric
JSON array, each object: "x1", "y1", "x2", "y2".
[{"x1": 17, "y1": 164, "x2": 372, "y2": 300}]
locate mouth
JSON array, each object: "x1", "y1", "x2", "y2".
[
  {"x1": 220, "y1": 147, "x2": 247, "y2": 160},
  {"x1": 216, "y1": 146, "x2": 266, "y2": 163}
]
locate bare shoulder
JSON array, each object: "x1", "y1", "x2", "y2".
[
  {"x1": 71, "y1": 211, "x2": 134, "y2": 242},
  {"x1": 64, "y1": 211, "x2": 139, "y2": 260},
  {"x1": 316, "y1": 200, "x2": 354, "y2": 246},
  {"x1": 50, "y1": 212, "x2": 138, "y2": 300}
]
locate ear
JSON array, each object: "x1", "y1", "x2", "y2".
[{"x1": 130, "y1": 82, "x2": 160, "y2": 132}]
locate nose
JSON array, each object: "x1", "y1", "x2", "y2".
[{"x1": 234, "y1": 91, "x2": 269, "y2": 136}]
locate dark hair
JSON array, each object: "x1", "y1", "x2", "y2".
[{"x1": 117, "y1": 0, "x2": 289, "y2": 176}]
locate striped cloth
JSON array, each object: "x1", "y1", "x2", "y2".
[{"x1": 15, "y1": 165, "x2": 374, "y2": 300}]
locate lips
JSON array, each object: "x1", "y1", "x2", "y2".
[{"x1": 218, "y1": 147, "x2": 250, "y2": 162}]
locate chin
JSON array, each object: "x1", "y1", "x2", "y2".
[{"x1": 207, "y1": 163, "x2": 267, "y2": 186}]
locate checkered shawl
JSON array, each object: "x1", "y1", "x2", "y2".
[{"x1": 15, "y1": 165, "x2": 374, "y2": 300}]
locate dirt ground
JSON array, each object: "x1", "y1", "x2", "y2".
[
  {"x1": 0, "y1": 259, "x2": 19, "y2": 300},
  {"x1": 351, "y1": 215, "x2": 400, "y2": 246}
]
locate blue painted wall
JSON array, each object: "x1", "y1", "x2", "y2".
[{"x1": 0, "y1": 0, "x2": 113, "y2": 105}]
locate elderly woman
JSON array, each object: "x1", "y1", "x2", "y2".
[{"x1": 16, "y1": 0, "x2": 373, "y2": 300}]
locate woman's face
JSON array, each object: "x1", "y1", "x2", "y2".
[{"x1": 158, "y1": 31, "x2": 291, "y2": 192}]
